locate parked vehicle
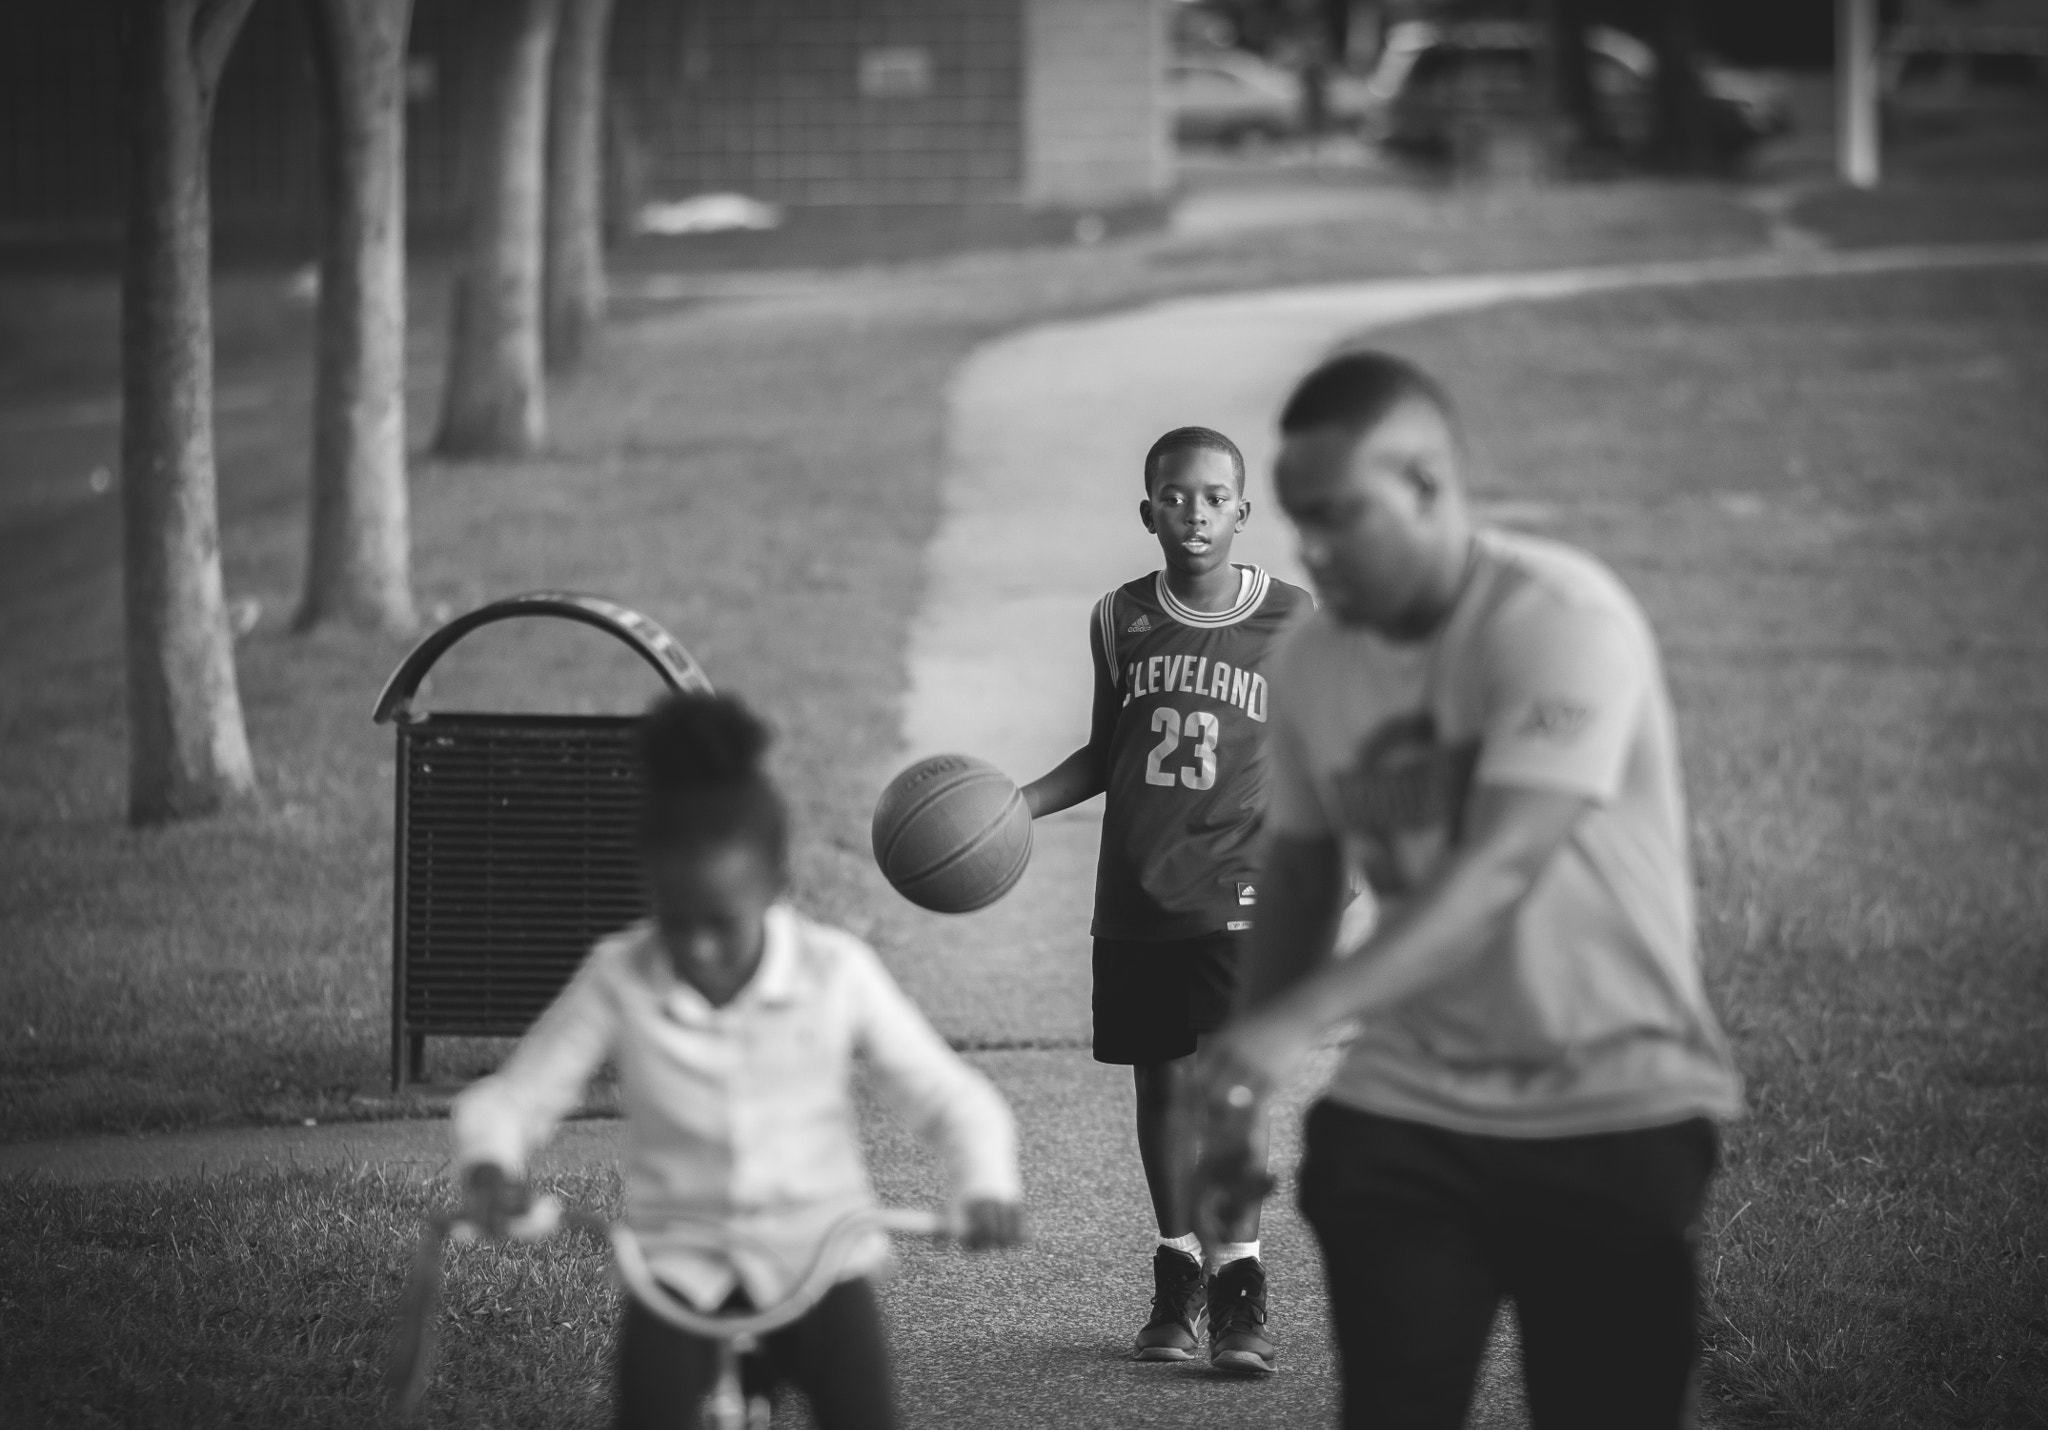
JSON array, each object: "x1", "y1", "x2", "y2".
[
  {"x1": 1358, "y1": 20, "x2": 1792, "y2": 164},
  {"x1": 1171, "y1": 50, "x2": 1301, "y2": 147},
  {"x1": 1169, "y1": 48, "x2": 1379, "y2": 148}
]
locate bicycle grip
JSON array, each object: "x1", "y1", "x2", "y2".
[
  {"x1": 872, "y1": 1206, "x2": 951, "y2": 1238},
  {"x1": 508, "y1": 1195, "x2": 564, "y2": 1241}
]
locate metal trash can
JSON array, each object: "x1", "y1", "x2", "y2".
[{"x1": 372, "y1": 592, "x2": 712, "y2": 1088}]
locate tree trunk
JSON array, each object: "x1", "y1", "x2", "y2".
[
  {"x1": 1293, "y1": 0, "x2": 1332, "y2": 135},
  {"x1": 1647, "y1": 0, "x2": 1713, "y2": 172},
  {"x1": 1543, "y1": 0, "x2": 1616, "y2": 160},
  {"x1": 544, "y1": 0, "x2": 614, "y2": 371},
  {"x1": 435, "y1": 0, "x2": 560, "y2": 457},
  {"x1": 299, "y1": 0, "x2": 418, "y2": 633},
  {"x1": 119, "y1": 0, "x2": 260, "y2": 825}
]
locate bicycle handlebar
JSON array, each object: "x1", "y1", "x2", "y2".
[
  {"x1": 431, "y1": 1197, "x2": 956, "y2": 1337},
  {"x1": 608, "y1": 1204, "x2": 950, "y2": 1339},
  {"x1": 393, "y1": 1198, "x2": 957, "y2": 1420}
]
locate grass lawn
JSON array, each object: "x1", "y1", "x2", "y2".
[
  {"x1": 3, "y1": 165, "x2": 2047, "y2": 1427},
  {"x1": 1, "y1": 1164, "x2": 627, "y2": 1429}
]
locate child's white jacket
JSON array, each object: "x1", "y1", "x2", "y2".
[{"x1": 452, "y1": 905, "x2": 1020, "y2": 1310}]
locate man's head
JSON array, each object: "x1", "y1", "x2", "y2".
[
  {"x1": 1274, "y1": 351, "x2": 1472, "y2": 637},
  {"x1": 1141, "y1": 426, "x2": 1250, "y2": 579}
]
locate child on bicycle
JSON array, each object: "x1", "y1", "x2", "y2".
[{"x1": 454, "y1": 691, "x2": 1025, "y2": 1430}]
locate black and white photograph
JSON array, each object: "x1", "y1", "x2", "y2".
[{"x1": 2, "y1": 0, "x2": 2044, "y2": 1426}]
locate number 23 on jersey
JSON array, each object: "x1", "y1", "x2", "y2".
[{"x1": 1144, "y1": 707, "x2": 1220, "y2": 790}]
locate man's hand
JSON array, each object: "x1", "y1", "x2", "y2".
[
  {"x1": 959, "y1": 1197, "x2": 1028, "y2": 1250},
  {"x1": 1183, "y1": 1000, "x2": 1316, "y2": 1249},
  {"x1": 1199, "y1": 998, "x2": 1320, "y2": 1105},
  {"x1": 459, "y1": 1161, "x2": 533, "y2": 1240}
]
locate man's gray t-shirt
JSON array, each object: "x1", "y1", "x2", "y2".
[{"x1": 1269, "y1": 529, "x2": 1743, "y2": 1137}]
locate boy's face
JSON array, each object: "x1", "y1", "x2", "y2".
[
  {"x1": 1141, "y1": 447, "x2": 1249, "y2": 577},
  {"x1": 646, "y1": 840, "x2": 784, "y2": 1007}
]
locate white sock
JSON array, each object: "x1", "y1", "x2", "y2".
[
  {"x1": 1158, "y1": 1232, "x2": 1202, "y2": 1262},
  {"x1": 1208, "y1": 1239, "x2": 1259, "y2": 1273}
]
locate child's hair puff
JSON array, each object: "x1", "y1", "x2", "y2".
[
  {"x1": 640, "y1": 689, "x2": 772, "y2": 788},
  {"x1": 637, "y1": 691, "x2": 788, "y2": 867}
]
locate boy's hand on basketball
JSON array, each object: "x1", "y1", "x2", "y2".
[
  {"x1": 960, "y1": 1197, "x2": 1027, "y2": 1250},
  {"x1": 460, "y1": 1162, "x2": 533, "y2": 1240}
]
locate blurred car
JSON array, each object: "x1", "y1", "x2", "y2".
[
  {"x1": 1170, "y1": 50, "x2": 1302, "y2": 147},
  {"x1": 1169, "y1": 49, "x2": 1376, "y2": 147},
  {"x1": 1359, "y1": 20, "x2": 1791, "y2": 164}
]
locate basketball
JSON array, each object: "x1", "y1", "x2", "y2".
[{"x1": 871, "y1": 754, "x2": 1033, "y2": 913}]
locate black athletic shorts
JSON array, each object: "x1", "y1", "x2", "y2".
[{"x1": 1091, "y1": 929, "x2": 1244, "y2": 1066}]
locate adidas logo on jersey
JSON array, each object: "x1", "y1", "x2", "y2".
[{"x1": 1126, "y1": 614, "x2": 1152, "y2": 633}]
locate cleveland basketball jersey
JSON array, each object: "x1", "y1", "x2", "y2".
[{"x1": 1092, "y1": 565, "x2": 1312, "y2": 940}]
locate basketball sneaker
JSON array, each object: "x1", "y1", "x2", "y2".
[
  {"x1": 1207, "y1": 1256, "x2": 1275, "y2": 1374},
  {"x1": 1132, "y1": 1246, "x2": 1207, "y2": 1360}
]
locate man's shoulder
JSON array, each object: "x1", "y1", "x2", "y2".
[
  {"x1": 1463, "y1": 532, "x2": 1659, "y2": 700},
  {"x1": 1481, "y1": 530, "x2": 1636, "y2": 612},
  {"x1": 1476, "y1": 530, "x2": 1648, "y2": 638}
]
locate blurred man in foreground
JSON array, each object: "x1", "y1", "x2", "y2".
[{"x1": 1193, "y1": 351, "x2": 1742, "y2": 1429}]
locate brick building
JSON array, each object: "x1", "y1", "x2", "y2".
[{"x1": 0, "y1": 0, "x2": 1170, "y2": 245}]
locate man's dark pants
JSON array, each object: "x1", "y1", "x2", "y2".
[{"x1": 1298, "y1": 1099, "x2": 1717, "y2": 1430}]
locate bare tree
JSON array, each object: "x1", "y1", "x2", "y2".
[
  {"x1": 1541, "y1": 0, "x2": 1619, "y2": 164},
  {"x1": 119, "y1": 0, "x2": 260, "y2": 825},
  {"x1": 544, "y1": 0, "x2": 616, "y2": 370},
  {"x1": 1643, "y1": 0, "x2": 1713, "y2": 171},
  {"x1": 298, "y1": 0, "x2": 418, "y2": 633},
  {"x1": 435, "y1": 0, "x2": 562, "y2": 457}
]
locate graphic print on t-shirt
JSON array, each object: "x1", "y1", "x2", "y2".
[
  {"x1": 1092, "y1": 566, "x2": 1311, "y2": 940},
  {"x1": 1331, "y1": 712, "x2": 1480, "y2": 898}
]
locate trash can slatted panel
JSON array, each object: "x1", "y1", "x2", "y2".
[{"x1": 398, "y1": 717, "x2": 646, "y2": 1039}]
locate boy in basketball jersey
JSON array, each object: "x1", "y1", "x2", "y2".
[{"x1": 1021, "y1": 427, "x2": 1310, "y2": 1375}]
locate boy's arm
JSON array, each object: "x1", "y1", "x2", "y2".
[
  {"x1": 841, "y1": 936, "x2": 1024, "y2": 1244},
  {"x1": 451, "y1": 944, "x2": 621, "y2": 1203},
  {"x1": 1021, "y1": 603, "x2": 1120, "y2": 817}
]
